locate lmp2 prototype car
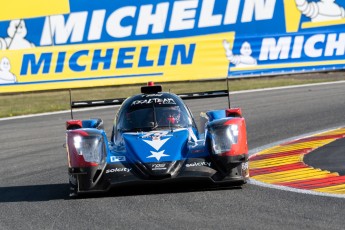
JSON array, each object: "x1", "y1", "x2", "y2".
[{"x1": 65, "y1": 83, "x2": 249, "y2": 197}]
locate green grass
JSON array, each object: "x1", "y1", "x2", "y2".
[{"x1": 1, "y1": 72, "x2": 345, "y2": 118}]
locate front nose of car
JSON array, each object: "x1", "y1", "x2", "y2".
[{"x1": 122, "y1": 130, "x2": 189, "y2": 178}]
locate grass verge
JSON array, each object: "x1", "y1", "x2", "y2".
[{"x1": 1, "y1": 72, "x2": 345, "y2": 118}]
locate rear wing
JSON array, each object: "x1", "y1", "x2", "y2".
[
  {"x1": 177, "y1": 90, "x2": 228, "y2": 100},
  {"x1": 70, "y1": 90, "x2": 229, "y2": 109},
  {"x1": 69, "y1": 81, "x2": 231, "y2": 119},
  {"x1": 71, "y1": 98, "x2": 127, "y2": 109}
]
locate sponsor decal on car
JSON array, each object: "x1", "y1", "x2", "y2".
[
  {"x1": 142, "y1": 94, "x2": 163, "y2": 97},
  {"x1": 131, "y1": 98, "x2": 176, "y2": 106},
  {"x1": 110, "y1": 156, "x2": 126, "y2": 162},
  {"x1": 106, "y1": 168, "x2": 132, "y2": 173},
  {"x1": 185, "y1": 162, "x2": 211, "y2": 168},
  {"x1": 151, "y1": 163, "x2": 167, "y2": 171}
]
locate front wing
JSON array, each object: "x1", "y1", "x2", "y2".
[{"x1": 69, "y1": 156, "x2": 248, "y2": 195}]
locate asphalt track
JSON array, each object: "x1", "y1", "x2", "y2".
[
  {"x1": 305, "y1": 138, "x2": 345, "y2": 176},
  {"x1": 1, "y1": 81, "x2": 345, "y2": 229}
]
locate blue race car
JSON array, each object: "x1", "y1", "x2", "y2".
[{"x1": 65, "y1": 83, "x2": 249, "y2": 197}]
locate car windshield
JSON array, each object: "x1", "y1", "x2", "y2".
[{"x1": 121, "y1": 105, "x2": 190, "y2": 131}]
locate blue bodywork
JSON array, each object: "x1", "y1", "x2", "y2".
[
  {"x1": 107, "y1": 128, "x2": 208, "y2": 163},
  {"x1": 66, "y1": 90, "x2": 248, "y2": 195}
]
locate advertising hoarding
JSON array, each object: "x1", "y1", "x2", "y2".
[{"x1": 0, "y1": 0, "x2": 344, "y2": 93}]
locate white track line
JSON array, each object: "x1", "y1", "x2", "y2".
[
  {"x1": 0, "y1": 105, "x2": 120, "y2": 121},
  {"x1": 230, "y1": 80, "x2": 345, "y2": 95},
  {"x1": 248, "y1": 179, "x2": 345, "y2": 198}
]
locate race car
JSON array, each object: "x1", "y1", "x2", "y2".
[{"x1": 65, "y1": 83, "x2": 249, "y2": 197}]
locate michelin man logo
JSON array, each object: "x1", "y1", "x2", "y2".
[
  {"x1": 0, "y1": 57, "x2": 17, "y2": 84},
  {"x1": 295, "y1": 0, "x2": 345, "y2": 22},
  {"x1": 0, "y1": 20, "x2": 35, "y2": 50},
  {"x1": 223, "y1": 40, "x2": 257, "y2": 67}
]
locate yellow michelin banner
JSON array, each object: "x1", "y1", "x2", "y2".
[
  {"x1": 2, "y1": 0, "x2": 344, "y2": 93},
  {"x1": 1, "y1": 0, "x2": 70, "y2": 21},
  {"x1": 0, "y1": 32, "x2": 234, "y2": 93}
]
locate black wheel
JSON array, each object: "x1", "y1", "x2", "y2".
[{"x1": 68, "y1": 174, "x2": 79, "y2": 198}]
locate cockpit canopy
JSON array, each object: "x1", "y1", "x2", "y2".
[{"x1": 116, "y1": 93, "x2": 194, "y2": 132}]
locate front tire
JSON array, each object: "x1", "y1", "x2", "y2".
[{"x1": 68, "y1": 174, "x2": 78, "y2": 198}]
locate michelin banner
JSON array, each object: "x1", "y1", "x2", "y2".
[{"x1": 1, "y1": 0, "x2": 345, "y2": 93}]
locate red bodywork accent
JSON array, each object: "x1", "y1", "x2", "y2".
[
  {"x1": 66, "y1": 120, "x2": 82, "y2": 130},
  {"x1": 66, "y1": 130, "x2": 98, "y2": 168},
  {"x1": 221, "y1": 117, "x2": 248, "y2": 157},
  {"x1": 226, "y1": 108, "x2": 242, "y2": 117}
]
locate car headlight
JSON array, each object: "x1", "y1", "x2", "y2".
[
  {"x1": 209, "y1": 125, "x2": 239, "y2": 155},
  {"x1": 73, "y1": 134, "x2": 105, "y2": 164}
]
